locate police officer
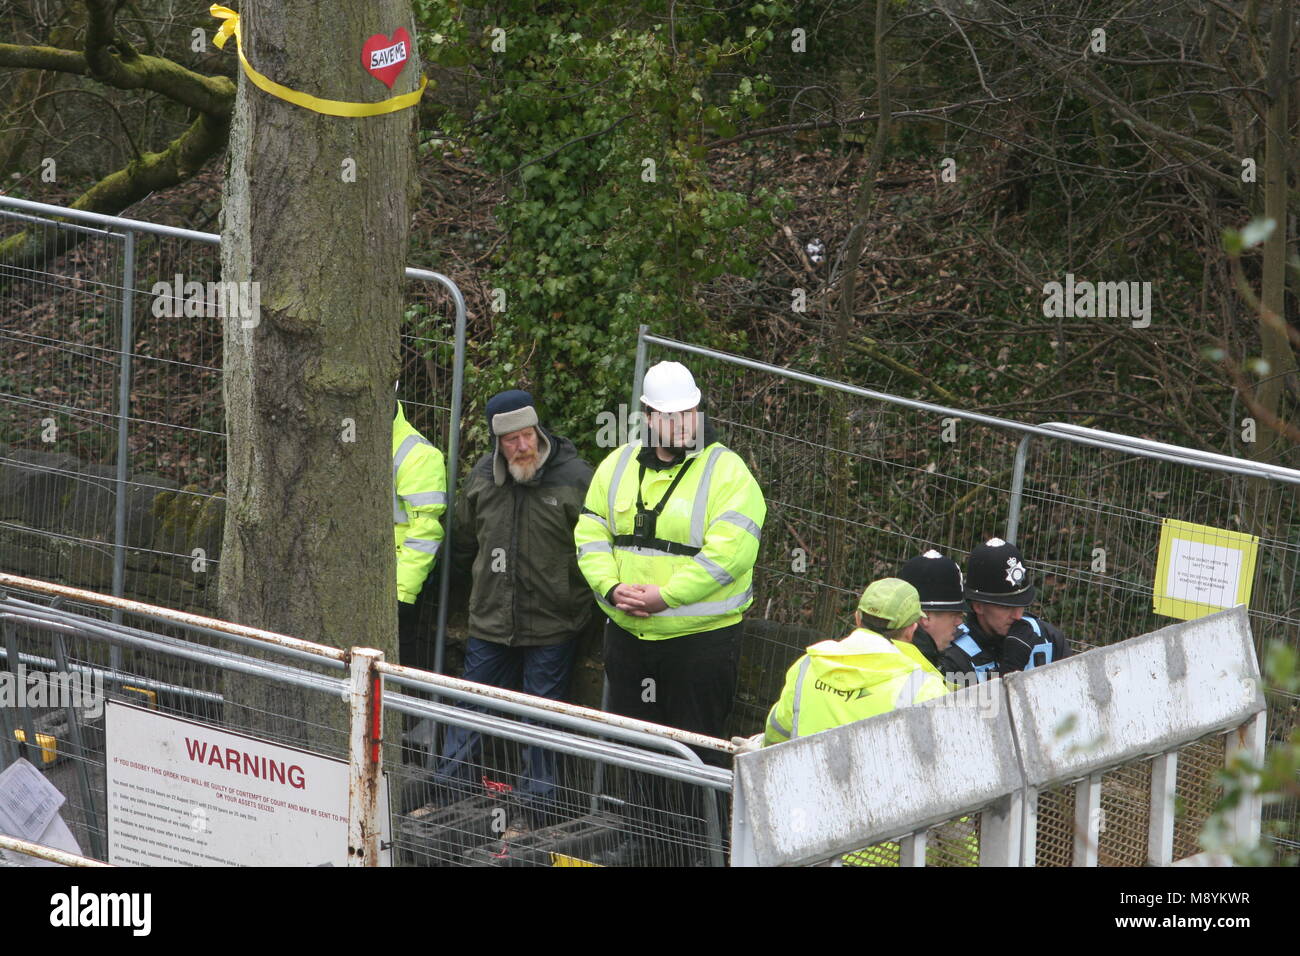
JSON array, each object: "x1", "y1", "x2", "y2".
[
  {"x1": 763, "y1": 578, "x2": 949, "y2": 746},
  {"x1": 896, "y1": 550, "x2": 967, "y2": 671},
  {"x1": 938, "y1": 538, "x2": 1071, "y2": 682},
  {"x1": 392, "y1": 393, "x2": 447, "y2": 669}
]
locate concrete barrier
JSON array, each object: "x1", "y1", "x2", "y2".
[
  {"x1": 731, "y1": 682, "x2": 1022, "y2": 866},
  {"x1": 1005, "y1": 606, "x2": 1263, "y2": 788},
  {"x1": 731, "y1": 606, "x2": 1267, "y2": 866}
]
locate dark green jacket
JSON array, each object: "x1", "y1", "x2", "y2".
[{"x1": 452, "y1": 429, "x2": 595, "y2": 646}]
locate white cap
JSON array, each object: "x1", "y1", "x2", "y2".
[{"x1": 641, "y1": 361, "x2": 701, "y2": 413}]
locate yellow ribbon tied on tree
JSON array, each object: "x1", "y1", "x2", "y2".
[{"x1": 210, "y1": 5, "x2": 427, "y2": 117}]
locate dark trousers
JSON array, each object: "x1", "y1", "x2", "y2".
[
  {"x1": 398, "y1": 599, "x2": 432, "y2": 671},
  {"x1": 602, "y1": 620, "x2": 740, "y2": 862},
  {"x1": 603, "y1": 619, "x2": 741, "y2": 767},
  {"x1": 435, "y1": 637, "x2": 577, "y2": 819}
]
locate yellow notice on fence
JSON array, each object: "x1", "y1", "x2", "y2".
[{"x1": 1153, "y1": 518, "x2": 1259, "y2": 620}]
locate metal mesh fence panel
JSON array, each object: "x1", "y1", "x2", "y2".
[
  {"x1": 1098, "y1": 762, "x2": 1152, "y2": 866},
  {"x1": 0, "y1": 594, "x2": 351, "y2": 864},
  {"x1": 1172, "y1": 735, "x2": 1226, "y2": 861},
  {"x1": 835, "y1": 812, "x2": 980, "y2": 868},
  {"x1": 926, "y1": 813, "x2": 981, "y2": 867},
  {"x1": 1, "y1": 215, "x2": 129, "y2": 603},
  {"x1": 1, "y1": 205, "x2": 462, "y2": 645},
  {"x1": 1034, "y1": 785, "x2": 1077, "y2": 867},
  {"x1": 1013, "y1": 438, "x2": 1300, "y2": 659},
  {"x1": 388, "y1": 710, "x2": 727, "y2": 867},
  {"x1": 640, "y1": 334, "x2": 1298, "y2": 854}
]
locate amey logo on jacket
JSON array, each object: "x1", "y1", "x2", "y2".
[
  {"x1": 814, "y1": 678, "x2": 866, "y2": 701},
  {"x1": 49, "y1": 886, "x2": 151, "y2": 936}
]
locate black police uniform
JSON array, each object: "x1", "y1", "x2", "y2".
[
  {"x1": 938, "y1": 538, "x2": 1072, "y2": 682},
  {"x1": 938, "y1": 611, "x2": 1071, "y2": 682},
  {"x1": 911, "y1": 627, "x2": 944, "y2": 669}
]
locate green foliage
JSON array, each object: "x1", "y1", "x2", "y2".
[
  {"x1": 413, "y1": 0, "x2": 789, "y2": 456},
  {"x1": 1199, "y1": 641, "x2": 1300, "y2": 865}
]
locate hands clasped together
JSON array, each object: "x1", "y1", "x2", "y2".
[{"x1": 610, "y1": 583, "x2": 668, "y2": 617}]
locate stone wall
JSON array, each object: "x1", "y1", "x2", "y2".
[{"x1": 0, "y1": 443, "x2": 223, "y2": 613}]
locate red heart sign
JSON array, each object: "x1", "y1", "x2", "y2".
[{"x1": 361, "y1": 28, "x2": 411, "y2": 89}]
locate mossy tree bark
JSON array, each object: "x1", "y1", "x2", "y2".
[
  {"x1": 0, "y1": 1, "x2": 234, "y2": 270},
  {"x1": 218, "y1": 0, "x2": 420, "y2": 752}
]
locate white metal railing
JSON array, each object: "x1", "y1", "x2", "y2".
[
  {"x1": 0, "y1": 572, "x2": 734, "y2": 867},
  {"x1": 0, "y1": 833, "x2": 113, "y2": 867}
]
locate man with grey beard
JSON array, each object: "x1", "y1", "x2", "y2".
[{"x1": 433, "y1": 389, "x2": 594, "y2": 836}]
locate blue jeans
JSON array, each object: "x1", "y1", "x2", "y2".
[{"x1": 435, "y1": 637, "x2": 577, "y2": 819}]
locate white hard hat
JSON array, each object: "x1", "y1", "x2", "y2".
[{"x1": 641, "y1": 361, "x2": 701, "y2": 413}]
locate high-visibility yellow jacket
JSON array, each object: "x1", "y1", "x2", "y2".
[
  {"x1": 574, "y1": 434, "x2": 766, "y2": 640},
  {"x1": 841, "y1": 815, "x2": 980, "y2": 868},
  {"x1": 763, "y1": 629, "x2": 950, "y2": 746},
  {"x1": 392, "y1": 402, "x2": 447, "y2": 604}
]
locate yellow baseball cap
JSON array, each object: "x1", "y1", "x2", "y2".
[{"x1": 856, "y1": 578, "x2": 923, "y2": 629}]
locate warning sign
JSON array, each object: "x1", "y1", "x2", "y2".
[
  {"x1": 1153, "y1": 518, "x2": 1259, "y2": 621},
  {"x1": 106, "y1": 702, "x2": 390, "y2": 866}
]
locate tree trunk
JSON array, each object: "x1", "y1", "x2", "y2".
[{"x1": 218, "y1": 0, "x2": 419, "y2": 751}]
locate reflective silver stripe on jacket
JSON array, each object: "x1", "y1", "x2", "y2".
[
  {"x1": 578, "y1": 540, "x2": 613, "y2": 557},
  {"x1": 402, "y1": 537, "x2": 441, "y2": 556},
  {"x1": 401, "y1": 491, "x2": 447, "y2": 507},
  {"x1": 656, "y1": 588, "x2": 753, "y2": 617},
  {"x1": 693, "y1": 554, "x2": 734, "y2": 587},
  {"x1": 767, "y1": 710, "x2": 792, "y2": 741},
  {"x1": 606, "y1": 444, "x2": 639, "y2": 532},
  {"x1": 393, "y1": 433, "x2": 434, "y2": 523},
  {"x1": 893, "y1": 669, "x2": 927, "y2": 708},
  {"x1": 790, "y1": 657, "x2": 812, "y2": 739},
  {"x1": 689, "y1": 447, "x2": 727, "y2": 547},
  {"x1": 712, "y1": 509, "x2": 760, "y2": 541}
]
